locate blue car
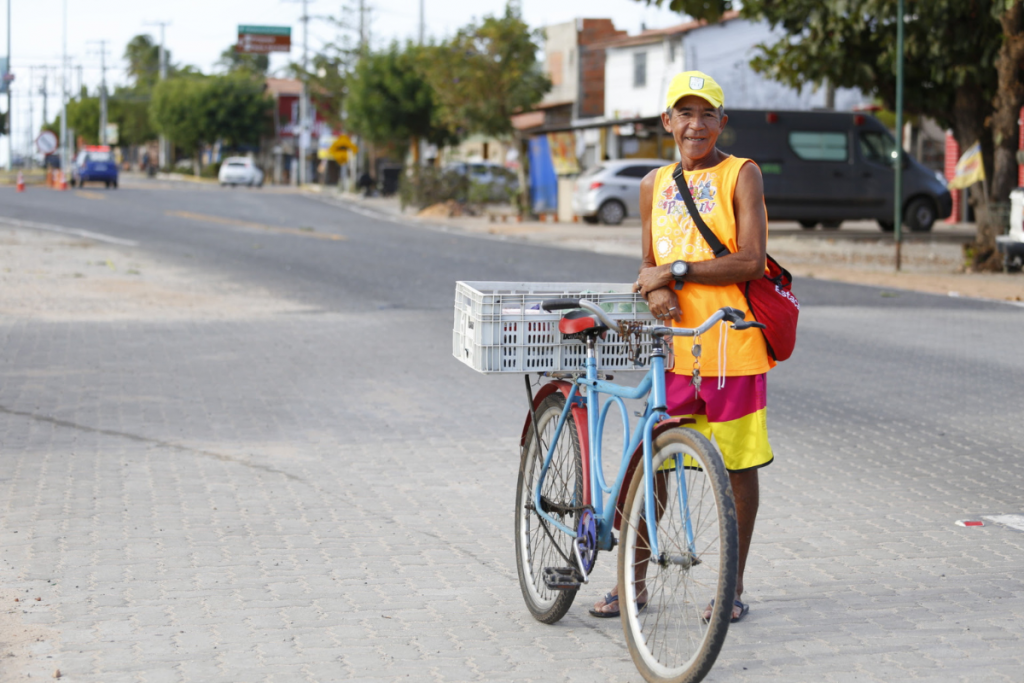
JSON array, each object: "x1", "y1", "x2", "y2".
[{"x1": 72, "y1": 146, "x2": 119, "y2": 188}]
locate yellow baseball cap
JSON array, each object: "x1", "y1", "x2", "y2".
[{"x1": 665, "y1": 71, "x2": 725, "y2": 110}]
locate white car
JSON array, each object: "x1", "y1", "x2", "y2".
[{"x1": 218, "y1": 157, "x2": 264, "y2": 187}]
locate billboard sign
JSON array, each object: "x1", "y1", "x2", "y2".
[{"x1": 237, "y1": 25, "x2": 291, "y2": 54}]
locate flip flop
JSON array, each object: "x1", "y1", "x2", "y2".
[
  {"x1": 588, "y1": 592, "x2": 647, "y2": 619},
  {"x1": 703, "y1": 598, "x2": 750, "y2": 623}
]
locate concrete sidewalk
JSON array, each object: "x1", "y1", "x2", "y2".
[{"x1": 324, "y1": 191, "x2": 1024, "y2": 305}]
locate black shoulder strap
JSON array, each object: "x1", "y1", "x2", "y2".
[{"x1": 672, "y1": 163, "x2": 730, "y2": 258}]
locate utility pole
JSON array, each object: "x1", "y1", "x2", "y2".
[
  {"x1": 89, "y1": 40, "x2": 110, "y2": 145},
  {"x1": 60, "y1": 0, "x2": 68, "y2": 180},
  {"x1": 300, "y1": 0, "x2": 310, "y2": 185},
  {"x1": 419, "y1": 0, "x2": 424, "y2": 45},
  {"x1": 39, "y1": 69, "x2": 47, "y2": 127},
  {"x1": 6, "y1": 0, "x2": 12, "y2": 170},
  {"x1": 145, "y1": 21, "x2": 171, "y2": 168}
]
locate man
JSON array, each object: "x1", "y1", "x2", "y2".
[{"x1": 590, "y1": 71, "x2": 773, "y2": 623}]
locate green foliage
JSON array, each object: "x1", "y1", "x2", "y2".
[
  {"x1": 420, "y1": 4, "x2": 550, "y2": 139},
  {"x1": 398, "y1": 166, "x2": 470, "y2": 208},
  {"x1": 151, "y1": 77, "x2": 208, "y2": 154},
  {"x1": 66, "y1": 97, "x2": 101, "y2": 145},
  {"x1": 744, "y1": 0, "x2": 1001, "y2": 131},
  {"x1": 200, "y1": 161, "x2": 221, "y2": 178},
  {"x1": 218, "y1": 45, "x2": 269, "y2": 76},
  {"x1": 124, "y1": 34, "x2": 169, "y2": 91},
  {"x1": 347, "y1": 42, "x2": 456, "y2": 150},
  {"x1": 150, "y1": 74, "x2": 272, "y2": 156}
]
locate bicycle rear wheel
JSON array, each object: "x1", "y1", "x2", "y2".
[
  {"x1": 618, "y1": 427, "x2": 738, "y2": 683},
  {"x1": 514, "y1": 393, "x2": 584, "y2": 624}
]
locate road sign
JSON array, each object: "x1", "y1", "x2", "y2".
[
  {"x1": 321, "y1": 134, "x2": 358, "y2": 165},
  {"x1": 237, "y1": 25, "x2": 291, "y2": 54},
  {"x1": 36, "y1": 131, "x2": 58, "y2": 155}
]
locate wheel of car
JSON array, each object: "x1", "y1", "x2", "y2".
[
  {"x1": 105, "y1": 181, "x2": 111, "y2": 189},
  {"x1": 821, "y1": 221, "x2": 841, "y2": 230},
  {"x1": 798, "y1": 220, "x2": 818, "y2": 229},
  {"x1": 112, "y1": 180, "x2": 118, "y2": 189},
  {"x1": 904, "y1": 197, "x2": 936, "y2": 232},
  {"x1": 582, "y1": 215, "x2": 599, "y2": 225},
  {"x1": 597, "y1": 200, "x2": 626, "y2": 225},
  {"x1": 878, "y1": 220, "x2": 895, "y2": 232}
]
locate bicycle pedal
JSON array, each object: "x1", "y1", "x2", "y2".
[{"x1": 542, "y1": 567, "x2": 582, "y2": 591}]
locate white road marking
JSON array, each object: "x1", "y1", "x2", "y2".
[
  {"x1": 0, "y1": 216, "x2": 138, "y2": 247},
  {"x1": 982, "y1": 514, "x2": 1024, "y2": 532}
]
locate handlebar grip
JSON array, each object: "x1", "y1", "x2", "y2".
[
  {"x1": 541, "y1": 298, "x2": 582, "y2": 311},
  {"x1": 732, "y1": 321, "x2": 767, "y2": 330}
]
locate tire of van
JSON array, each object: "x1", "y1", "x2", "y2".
[
  {"x1": 798, "y1": 220, "x2": 818, "y2": 229},
  {"x1": 905, "y1": 197, "x2": 937, "y2": 232},
  {"x1": 821, "y1": 221, "x2": 841, "y2": 230},
  {"x1": 878, "y1": 220, "x2": 895, "y2": 232},
  {"x1": 598, "y1": 200, "x2": 626, "y2": 225}
]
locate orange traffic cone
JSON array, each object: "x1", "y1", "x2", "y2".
[
  {"x1": 57, "y1": 170, "x2": 67, "y2": 191},
  {"x1": 16, "y1": 171, "x2": 25, "y2": 192}
]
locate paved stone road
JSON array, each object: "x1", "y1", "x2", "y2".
[{"x1": 1, "y1": 186, "x2": 1023, "y2": 683}]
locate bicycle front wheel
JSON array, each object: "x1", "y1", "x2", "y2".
[
  {"x1": 514, "y1": 393, "x2": 584, "y2": 624},
  {"x1": 618, "y1": 427, "x2": 739, "y2": 683}
]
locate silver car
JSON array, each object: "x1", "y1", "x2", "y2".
[{"x1": 572, "y1": 158, "x2": 666, "y2": 225}]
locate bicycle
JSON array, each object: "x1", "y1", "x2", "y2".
[{"x1": 515, "y1": 298, "x2": 764, "y2": 683}]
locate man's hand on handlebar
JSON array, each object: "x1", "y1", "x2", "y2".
[{"x1": 645, "y1": 287, "x2": 682, "y2": 323}]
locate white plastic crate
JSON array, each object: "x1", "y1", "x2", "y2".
[{"x1": 453, "y1": 281, "x2": 656, "y2": 374}]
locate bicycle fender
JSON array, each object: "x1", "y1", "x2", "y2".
[
  {"x1": 520, "y1": 380, "x2": 592, "y2": 506},
  {"x1": 612, "y1": 417, "x2": 695, "y2": 531}
]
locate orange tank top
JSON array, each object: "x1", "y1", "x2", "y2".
[{"x1": 650, "y1": 156, "x2": 773, "y2": 376}]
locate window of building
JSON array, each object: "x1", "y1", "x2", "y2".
[
  {"x1": 633, "y1": 51, "x2": 647, "y2": 88},
  {"x1": 788, "y1": 131, "x2": 848, "y2": 162}
]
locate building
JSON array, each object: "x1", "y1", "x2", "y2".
[
  {"x1": 599, "y1": 12, "x2": 863, "y2": 122},
  {"x1": 264, "y1": 78, "x2": 334, "y2": 184}
]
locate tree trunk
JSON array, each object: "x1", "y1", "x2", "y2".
[{"x1": 975, "y1": 1, "x2": 1024, "y2": 271}]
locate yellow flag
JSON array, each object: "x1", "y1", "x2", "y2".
[{"x1": 947, "y1": 141, "x2": 985, "y2": 190}]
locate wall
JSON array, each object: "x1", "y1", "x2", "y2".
[
  {"x1": 541, "y1": 21, "x2": 579, "y2": 108},
  {"x1": 605, "y1": 19, "x2": 864, "y2": 119}
]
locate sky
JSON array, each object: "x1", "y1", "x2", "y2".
[{"x1": 1, "y1": 0, "x2": 688, "y2": 158}]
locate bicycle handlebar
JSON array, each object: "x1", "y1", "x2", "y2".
[{"x1": 540, "y1": 298, "x2": 765, "y2": 338}]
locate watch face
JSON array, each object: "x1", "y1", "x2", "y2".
[{"x1": 672, "y1": 261, "x2": 687, "y2": 277}]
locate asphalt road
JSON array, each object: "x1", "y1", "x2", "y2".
[{"x1": 1, "y1": 181, "x2": 1022, "y2": 683}]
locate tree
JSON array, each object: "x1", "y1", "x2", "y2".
[
  {"x1": 150, "y1": 74, "x2": 272, "y2": 173},
  {"x1": 150, "y1": 77, "x2": 208, "y2": 170},
  {"x1": 419, "y1": 3, "x2": 550, "y2": 140},
  {"x1": 635, "y1": 0, "x2": 1015, "y2": 269},
  {"x1": 217, "y1": 44, "x2": 269, "y2": 76},
  {"x1": 347, "y1": 42, "x2": 455, "y2": 157},
  {"x1": 124, "y1": 34, "x2": 166, "y2": 91},
  {"x1": 70, "y1": 97, "x2": 101, "y2": 145}
]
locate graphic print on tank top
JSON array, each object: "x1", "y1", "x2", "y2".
[{"x1": 653, "y1": 170, "x2": 719, "y2": 263}]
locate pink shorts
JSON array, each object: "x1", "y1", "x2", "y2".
[{"x1": 665, "y1": 373, "x2": 774, "y2": 472}]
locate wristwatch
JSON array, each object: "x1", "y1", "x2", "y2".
[{"x1": 670, "y1": 260, "x2": 689, "y2": 290}]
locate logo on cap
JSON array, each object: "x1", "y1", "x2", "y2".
[{"x1": 689, "y1": 76, "x2": 705, "y2": 90}]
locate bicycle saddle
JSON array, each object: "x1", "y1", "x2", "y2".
[{"x1": 558, "y1": 309, "x2": 608, "y2": 338}]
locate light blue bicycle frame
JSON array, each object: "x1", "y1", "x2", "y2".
[{"x1": 531, "y1": 337, "x2": 696, "y2": 562}]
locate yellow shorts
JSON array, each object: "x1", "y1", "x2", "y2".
[{"x1": 665, "y1": 372, "x2": 774, "y2": 472}]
